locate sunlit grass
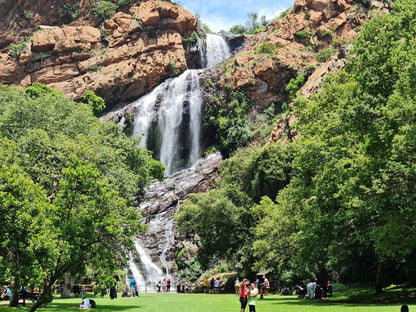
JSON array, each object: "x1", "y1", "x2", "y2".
[{"x1": 1, "y1": 285, "x2": 415, "y2": 312}]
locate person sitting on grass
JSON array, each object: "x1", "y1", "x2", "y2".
[
  {"x1": 80, "y1": 297, "x2": 91, "y2": 309},
  {"x1": 0, "y1": 285, "x2": 12, "y2": 300}
]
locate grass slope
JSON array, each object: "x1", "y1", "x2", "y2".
[{"x1": 1, "y1": 286, "x2": 415, "y2": 312}]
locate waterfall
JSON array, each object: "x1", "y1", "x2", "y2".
[
  {"x1": 132, "y1": 70, "x2": 201, "y2": 176},
  {"x1": 205, "y1": 34, "x2": 232, "y2": 69},
  {"x1": 126, "y1": 33, "x2": 233, "y2": 288}
]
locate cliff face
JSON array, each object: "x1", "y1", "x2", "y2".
[
  {"x1": 206, "y1": 0, "x2": 387, "y2": 108},
  {"x1": 0, "y1": 0, "x2": 197, "y2": 108}
]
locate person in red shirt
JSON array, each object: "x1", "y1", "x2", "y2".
[{"x1": 239, "y1": 279, "x2": 250, "y2": 312}]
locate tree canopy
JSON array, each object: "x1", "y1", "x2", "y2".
[
  {"x1": 0, "y1": 83, "x2": 163, "y2": 310},
  {"x1": 176, "y1": 0, "x2": 416, "y2": 291}
]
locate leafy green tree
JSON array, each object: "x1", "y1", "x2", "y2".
[
  {"x1": 29, "y1": 160, "x2": 143, "y2": 311},
  {"x1": 0, "y1": 83, "x2": 163, "y2": 311},
  {"x1": 0, "y1": 165, "x2": 52, "y2": 307},
  {"x1": 230, "y1": 25, "x2": 247, "y2": 34}
]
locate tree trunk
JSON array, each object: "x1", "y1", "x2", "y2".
[
  {"x1": 28, "y1": 287, "x2": 53, "y2": 312},
  {"x1": 375, "y1": 262, "x2": 384, "y2": 294},
  {"x1": 9, "y1": 277, "x2": 20, "y2": 307},
  {"x1": 61, "y1": 273, "x2": 72, "y2": 298}
]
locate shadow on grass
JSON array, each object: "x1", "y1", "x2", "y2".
[
  {"x1": 262, "y1": 292, "x2": 416, "y2": 307},
  {"x1": 0, "y1": 303, "x2": 144, "y2": 311}
]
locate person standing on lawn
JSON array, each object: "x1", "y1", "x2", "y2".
[
  {"x1": 248, "y1": 283, "x2": 259, "y2": 312},
  {"x1": 239, "y1": 279, "x2": 250, "y2": 312}
]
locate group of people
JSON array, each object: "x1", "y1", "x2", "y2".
[
  {"x1": 202, "y1": 277, "x2": 222, "y2": 294},
  {"x1": 156, "y1": 279, "x2": 172, "y2": 292},
  {"x1": 295, "y1": 281, "x2": 332, "y2": 299},
  {"x1": 238, "y1": 279, "x2": 259, "y2": 312},
  {"x1": 235, "y1": 276, "x2": 270, "y2": 300}
]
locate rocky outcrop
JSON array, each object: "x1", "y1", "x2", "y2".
[
  {"x1": 0, "y1": 0, "x2": 197, "y2": 108},
  {"x1": 133, "y1": 152, "x2": 222, "y2": 275},
  {"x1": 212, "y1": 0, "x2": 388, "y2": 109}
]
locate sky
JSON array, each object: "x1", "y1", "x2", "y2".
[{"x1": 176, "y1": 0, "x2": 295, "y2": 33}]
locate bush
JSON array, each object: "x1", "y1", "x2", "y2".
[
  {"x1": 59, "y1": 3, "x2": 79, "y2": 22},
  {"x1": 257, "y1": 41, "x2": 275, "y2": 54},
  {"x1": 295, "y1": 29, "x2": 311, "y2": 43},
  {"x1": 9, "y1": 38, "x2": 30, "y2": 58},
  {"x1": 91, "y1": 1, "x2": 118, "y2": 23},
  {"x1": 316, "y1": 47, "x2": 336, "y2": 62},
  {"x1": 182, "y1": 31, "x2": 199, "y2": 45},
  {"x1": 83, "y1": 90, "x2": 106, "y2": 115}
]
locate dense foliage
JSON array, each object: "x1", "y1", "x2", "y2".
[
  {"x1": 0, "y1": 84, "x2": 162, "y2": 310},
  {"x1": 176, "y1": 0, "x2": 416, "y2": 291}
]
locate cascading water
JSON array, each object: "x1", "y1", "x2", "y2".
[
  {"x1": 205, "y1": 34, "x2": 232, "y2": 69},
  {"x1": 127, "y1": 34, "x2": 232, "y2": 290},
  {"x1": 131, "y1": 70, "x2": 201, "y2": 176}
]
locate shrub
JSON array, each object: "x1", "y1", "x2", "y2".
[
  {"x1": 91, "y1": 1, "x2": 118, "y2": 23},
  {"x1": 23, "y1": 10, "x2": 33, "y2": 20},
  {"x1": 83, "y1": 90, "x2": 106, "y2": 115},
  {"x1": 257, "y1": 41, "x2": 275, "y2": 54},
  {"x1": 9, "y1": 38, "x2": 30, "y2": 58},
  {"x1": 58, "y1": 3, "x2": 79, "y2": 22},
  {"x1": 295, "y1": 29, "x2": 311, "y2": 43},
  {"x1": 182, "y1": 31, "x2": 199, "y2": 45},
  {"x1": 323, "y1": 30, "x2": 333, "y2": 38},
  {"x1": 316, "y1": 47, "x2": 336, "y2": 62}
]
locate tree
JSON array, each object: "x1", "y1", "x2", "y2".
[
  {"x1": 230, "y1": 25, "x2": 247, "y2": 34},
  {"x1": 0, "y1": 83, "x2": 162, "y2": 311},
  {"x1": 0, "y1": 165, "x2": 52, "y2": 307},
  {"x1": 246, "y1": 12, "x2": 259, "y2": 32},
  {"x1": 29, "y1": 161, "x2": 143, "y2": 311}
]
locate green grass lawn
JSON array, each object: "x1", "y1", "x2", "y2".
[{"x1": 1, "y1": 286, "x2": 415, "y2": 312}]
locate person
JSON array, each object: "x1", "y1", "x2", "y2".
[
  {"x1": 0, "y1": 285, "x2": 12, "y2": 300},
  {"x1": 255, "y1": 278, "x2": 260, "y2": 288},
  {"x1": 110, "y1": 282, "x2": 117, "y2": 299},
  {"x1": 248, "y1": 282, "x2": 259, "y2": 312},
  {"x1": 80, "y1": 296, "x2": 91, "y2": 309},
  {"x1": 235, "y1": 278, "x2": 241, "y2": 296},
  {"x1": 185, "y1": 283, "x2": 189, "y2": 292},
  {"x1": 72, "y1": 284, "x2": 80, "y2": 297},
  {"x1": 307, "y1": 281, "x2": 316, "y2": 299},
  {"x1": 239, "y1": 279, "x2": 250, "y2": 312},
  {"x1": 157, "y1": 281, "x2": 161, "y2": 293},
  {"x1": 203, "y1": 278, "x2": 208, "y2": 294},
  {"x1": 166, "y1": 278, "x2": 171, "y2": 292},
  {"x1": 326, "y1": 281, "x2": 332, "y2": 297},
  {"x1": 260, "y1": 276, "x2": 269, "y2": 299},
  {"x1": 281, "y1": 285, "x2": 291, "y2": 295},
  {"x1": 401, "y1": 305, "x2": 409, "y2": 312},
  {"x1": 215, "y1": 278, "x2": 221, "y2": 294},
  {"x1": 162, "y1": 279, "x2": 167, "y2": 292},
  {"x1": 129, "y1": 279, "x2": 136, "y2": 297},
  {"x1": 122, "y1": 287, "x2": 129, "y2": 297},
  {"x1": 210, "y1": 278, "x2": 214, "y2": 294}
]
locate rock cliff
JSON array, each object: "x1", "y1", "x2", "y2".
[
  {"x1": 0, "y1": 0, "x2": 197, "y2": 108},
  {"x1": 203, "y1": 0, "x2": 388, "y2": 109},
  {"x1": 132, "y1": 152, "x2": 222, "y2": 276}
]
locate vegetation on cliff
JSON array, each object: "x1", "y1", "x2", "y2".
[
  {"x1": 0, "y1": 83, "x2": 163, "y2": 310},
  {"x1": 176, "y1": 0, "x2": 416, "y2": 293}
]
